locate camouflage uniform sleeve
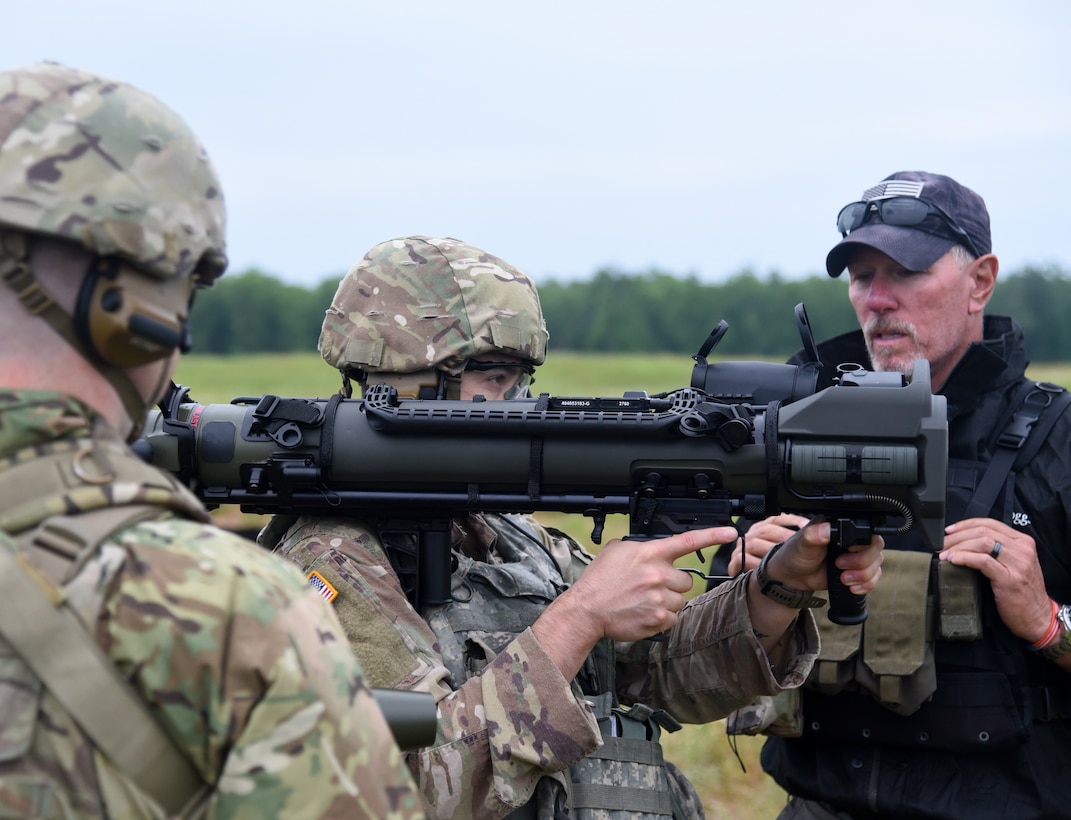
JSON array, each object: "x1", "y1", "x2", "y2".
[
  {"x1": 615, "y1": 572, "x2": 820, "y2": 724},
  {"x1": 273, "y1": 516, "x2": 601, "y2": 819},
  {"x1": 95, "y1": 518, "x2": 427, "y2": 820}
]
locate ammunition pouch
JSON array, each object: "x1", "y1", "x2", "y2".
[
  {"x1": 565, "y1": 693, "x2": 700, "y2": 820},
  {"x1": 813, "y1": 550, "x2": 939, "y2": 716},
  {"x1": 728, "y1": 550, "x2": 945, "y2": 738},
  {"x1": 936, "y1": 561, "x2": 983, "y2": 640}
]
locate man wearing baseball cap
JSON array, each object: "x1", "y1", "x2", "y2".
[{"x1": 721, "y1": 172, "x2": 1071, "y2": 818}]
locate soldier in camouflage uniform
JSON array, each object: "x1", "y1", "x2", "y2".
[
  {"x1": 263, "y1": 235, "x2": 886, "y2": 819},
  {"x1": 0, "y1": 62, "x2": 427, "y2": 819}
]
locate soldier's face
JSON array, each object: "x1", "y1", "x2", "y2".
[{"x1": 461, "y1": 354, "x2": 530, "y2": 401}]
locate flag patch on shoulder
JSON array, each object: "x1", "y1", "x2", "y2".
[{"x1": 307, "y1": 570, "x2": 338, "y2": 603}]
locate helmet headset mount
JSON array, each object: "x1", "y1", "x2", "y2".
[{"x1": 1, "y1": 231, "x2": 217, "y2": 430}]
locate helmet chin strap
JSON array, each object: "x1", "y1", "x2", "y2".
[{"x1": 0, "y1": 232, "x2": 153, "y2": 439}]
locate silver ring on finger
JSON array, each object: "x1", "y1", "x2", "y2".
[{"x1": 989, "y1": 541, "x2": 1004, "y2": 560}]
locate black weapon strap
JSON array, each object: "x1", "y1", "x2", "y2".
[{"x1": 964, "y1": 381, "x2": 1071, "y2": 520}]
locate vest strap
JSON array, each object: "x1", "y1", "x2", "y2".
[
  {"x1": 569, "y1": 781, "x2": 674, "y2": 813},
  {"x1": 0, "y1": 527, "x2": 207, "y2": 816}
]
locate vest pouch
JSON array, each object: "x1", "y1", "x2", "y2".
[
  {"x1": 567, "y1": 708, "x2": 680, "y2": 819},
  {"x1": 0, "y1": 650, "x2": 80, "y2": 820},
  {"x1": 810, "y1": 590, "x2": 863, "y2": 696},
  {"x1": 0, "y1": 651, "x2": 42, "y2": 762},
  {"x1": 858, "y1": 550, "x2": 936, "y2": 715},
  {"x1": 937, "y1": 562, "x2": 982, "y2": 640}
]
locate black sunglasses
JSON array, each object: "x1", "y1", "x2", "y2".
[{"x1": 836, "y1": 196, "x2": 982, "y2": 259}]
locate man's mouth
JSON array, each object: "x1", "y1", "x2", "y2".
[{"x1": 871, "y1": 331, "x2": 906, "y2": 344}]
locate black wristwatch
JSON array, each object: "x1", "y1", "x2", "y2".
[
  {"x1": 755, "y1": 542, "x2": 826, "y2": 610},
  {"x1": 1041, "y1": 604, "x2": 1071, "y2": 661}
]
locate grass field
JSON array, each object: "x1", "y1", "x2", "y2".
[
  {"x1": 172, "y1": 351, "x2": 1071, "y2": 818},
  {"x1": 175, "y1": 351, "x2": 1071, "y2": 405}
]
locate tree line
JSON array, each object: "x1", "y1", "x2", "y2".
[{"x1": 188, "y1": 263, "x2": 1071, "y2": 361}]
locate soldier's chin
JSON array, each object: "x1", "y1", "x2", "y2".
[{"x1": 866, "y1": 346, "x2": 915, "y2": 377}]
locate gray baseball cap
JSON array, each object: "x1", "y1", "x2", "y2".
[{"x1": 826, "y1": 171, "x2": 991, "y2": 277}]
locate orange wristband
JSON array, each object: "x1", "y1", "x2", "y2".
[{"x1": 1028, "y1": 599, "x2": 1061, "y2": 650}]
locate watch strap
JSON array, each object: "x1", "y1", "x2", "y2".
[{"x1": 755, "y1": 541, "x2": 826, "y2": 610}]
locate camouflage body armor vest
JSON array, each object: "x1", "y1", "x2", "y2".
[
  {"x1": 0, "y1": 416, "x2": 211, "y2": 818},
  {"x1": 384, "y1": 513, "x2": 701, "y2": 820},
  {"x1": 799, "y1": 381, "x2": 1071, "y2": 751}
]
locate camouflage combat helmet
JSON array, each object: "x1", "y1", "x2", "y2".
[
  {"x1": 0, "y1": 61, "x2": 227, "y2": 282},
  {"x1": 0, "y1": 61, "x2": 227, "y2": 432},
  {"x1": 320, "y1": 236, "x2": 549, "y2": 398}
]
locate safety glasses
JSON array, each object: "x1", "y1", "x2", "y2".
[{"x1": 836, "y1": 196, "x2": 982, "y2": 259}]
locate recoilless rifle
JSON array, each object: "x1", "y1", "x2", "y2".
[{"x1": 136, "y1": 305, "x2": 947, "y2": 626}]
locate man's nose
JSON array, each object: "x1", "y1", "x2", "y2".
[{"x1": 865, "y1": 276, "x2": 898, "y2": 312}]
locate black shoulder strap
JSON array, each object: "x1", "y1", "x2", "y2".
[{"x1": 964, "y1": 381, "x2": 1071, "y2": 520}]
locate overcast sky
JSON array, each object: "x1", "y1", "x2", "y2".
[{"x1": 4, "y1": 1, "x2": 1069, "y2": 288}]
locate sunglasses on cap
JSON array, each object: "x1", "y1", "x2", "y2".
[
  {"x1": 463, "y1": 360, "x2": 536, "y2": 399},
  {"x1": 836, "y1": 196, "x2": 982, "y2": 259}
]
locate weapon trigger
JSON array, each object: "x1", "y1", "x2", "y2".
[{"x1": 585, "y1": 510, "x2": 606, "y2": 544}]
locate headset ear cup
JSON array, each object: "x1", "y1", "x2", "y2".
[{"x1": 76, "y1": 258, "x2": 192, "y2": 367}]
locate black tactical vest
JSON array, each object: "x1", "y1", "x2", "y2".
[{"x1": 799, "y1": 379, "x2": 1071, "y2": 752}]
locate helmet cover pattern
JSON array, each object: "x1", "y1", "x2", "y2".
[
  {"x1": 320, "y1": 236, "x2": 548, "y2": 376},
  {"x1": 0, "y1": 61, "x2": 226, "y2": 282}
]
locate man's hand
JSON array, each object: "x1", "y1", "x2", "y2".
[
  {"x1": 727, "y1": 514, "x2": 811, "y2": 575},
  {"x1": 746, "y1": 518, "x2": 884, "y2": 662},
  {"x1": 759, "y1": 518, "x2": 884, "y2": 596},
  {"x1": 533, "y1": 526, "x2": 739, "y2": 680},
  {"x1": 942, "y1": 517, "x2": 1053, "y2": 644},
  {"x1": 571, "y1": 526, "x2": 741, "y2": 642}
]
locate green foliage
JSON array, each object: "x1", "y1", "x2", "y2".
[
  {"x1": 188, "y1": 264, "x2": 1071, "y2": 361},
  {"x1": 188, "y1": 269, "x2": 342, "y2": 355},
  {"x1": 988, "y1": 264, "x2": 1071, "y2": 361},
  {"x1": 539, "y1": 267, "x2": 860, "y2": 356}
]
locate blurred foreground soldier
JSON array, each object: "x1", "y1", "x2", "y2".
[
  {"x1": 720, "y1": 172, "x2": 1071, "y2": 819},
  {"x1": 262, "y1": 235, "x2": 885, "y2": 819},
  {"x1": 0, "y1": 62, "x2": 426, "y2": 819}
]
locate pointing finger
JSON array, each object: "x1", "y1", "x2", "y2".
[{"x1": 653, "y1": 526, "x2": 740, "y2": 561}]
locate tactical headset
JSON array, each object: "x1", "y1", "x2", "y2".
[{"x1": 75, "y1": 255, "x2": 195, "y2": 367}]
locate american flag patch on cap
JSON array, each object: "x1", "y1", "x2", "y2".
[
  {"x1": 307, "y1": 570, "x2": 339, "y2": 603},
  {"x1": 862, "y1": 180, "x2": 925, "y2": 201}
]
